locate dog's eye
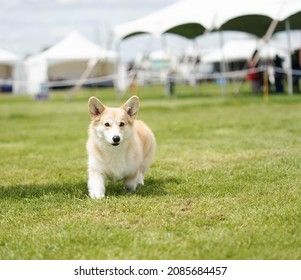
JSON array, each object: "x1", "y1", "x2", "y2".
[
  {"x1": 119, "y1": 122, "x2": 125, "y2": 127},
  {"x1": 104, "y1": 122, "x2": 110, "y2": 127}
]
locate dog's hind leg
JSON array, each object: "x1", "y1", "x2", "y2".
[
  {"x1": 124, "y1": 172, "x2": 143, "y2": 193},
  {"x1": 137, "y1": 171, "x2": 144, "y2": 185}
]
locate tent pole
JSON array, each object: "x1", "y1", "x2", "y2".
[
  {"x1": 67, "y1": 57, "x2": 99, "y2": 100},
  {"x1": 115, "y1": 39, "x2": 127, "y2": 98},
  {"x1": 262, "y1": 19, "x2": 279, "y2": 44},
  {"x1": 192, "y1": 38, "x2": 200, "y2": 96},
  {"x1": 250, "y1": 19, "x2": 279, "y2": 67},
  {"x1": 219, "y1": 30, "x2": 227, "y2": 94},
  {"x1": 285, "y1": 19, "x2": 293, "y2": 95},
  {"x1": 115, "y1": 39, "x2": 121, "y2": 97}
]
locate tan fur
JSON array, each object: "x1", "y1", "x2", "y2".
[{"x1": 86, "y1": 96, "x2": 156, "y2": 198}]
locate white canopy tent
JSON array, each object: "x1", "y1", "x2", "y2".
[
  {"x1": 25, "y1": 31, "x2": 117, "y2": 95},
  {"x1": 113, "y1": 0, "x2": 301, "y2": 93},
  {"x1": 0, "y1": 48, "x2": 22, "y2": 93}
]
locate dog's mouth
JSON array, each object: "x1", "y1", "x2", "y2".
[{"x1": 111, "y1": 143, "x2": 120, "y2": 146}]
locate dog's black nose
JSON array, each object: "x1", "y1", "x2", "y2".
[{"x1": 112, "y1": 135, "x2": 120, "y2": 143}]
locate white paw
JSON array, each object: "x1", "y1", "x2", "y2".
[
  {"x1": 89, "y1": 192, "x2": 105, "y2": 199},
  {"x1": 138, "y1": 172, "x2": 144, "y2": 185}
]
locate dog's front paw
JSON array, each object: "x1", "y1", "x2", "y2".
[
  {"x1": 88, "y1": 175, "x2": 106, "y2": 199},
  {"x1": 89, "y1": 192, "x2": 105, "y2": 199},
  {"x1": 88, "y1": 185, "x2": 105, "y2": 199}
]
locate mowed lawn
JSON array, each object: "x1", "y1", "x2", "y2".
[{"x1": 0, "y1": 85, "x2": 301, "y2": 259}]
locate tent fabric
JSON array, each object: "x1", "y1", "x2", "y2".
[
  {"x1": 0, "y1": 47, "x2": 22, "y2": 93},
  {"x1": 201, "y1": 39, "x2": 288, "y2": 63},
  {"x1": 0, "y1": 48, "x2": 20, "y2": 64},
  {"x1": 0, "y1": 48, "x2": 19, "y2": 81},
  {"x1": 215, "y1": 0, "x2": 301, "y2": 36},
  {"x1": 25, "y1": 31, "x2": 117, "y2": 94},
  {"x1": 113, "y1": 0, "x2": 215, "y2": 40},
  {"x1": 113, "y1": 0, "x2": 301, "y2": 40}
]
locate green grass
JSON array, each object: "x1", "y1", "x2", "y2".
[{"x1": 0, "y1": 84, "x2": 301, "y2": 259}]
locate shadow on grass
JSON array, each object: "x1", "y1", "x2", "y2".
[
  {"x1": 106, "y1": 176, "x2": 181, "y2": 197},
  {"x1": 0, "y1": 181, "x2": 87, "y2": 200},
  {"x1": 0, "y1": 176, "x2": 181, "y2": 199}
]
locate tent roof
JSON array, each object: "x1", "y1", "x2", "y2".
[
  {"x1": 215, "y1": 0, "x2": 301, "y2": 36},
  {"x1": 114, "y1": 0, "x2": 301, "y2": 40},
  {"x1": 113, "y1": 0, "x2": 215, "y2": 40},
  {"x1": 0, "y1": 48, "x2": 20, "y2": 64},
  {"x1": 27, "y1": 31, "x2": 117, "y2": 63}
]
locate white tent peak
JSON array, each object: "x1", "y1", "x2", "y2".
[
  {"x1": 0, "y1": 47, "x2": 20, "y2": 64},
  {"x1": 29, "y1": 30, "x2": 116, "y2": 63}
]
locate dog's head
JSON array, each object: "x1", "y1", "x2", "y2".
[{"x1": 88, "y1": 96, "x2": 139, "y2": 146}]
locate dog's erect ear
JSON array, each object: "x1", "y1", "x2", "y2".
[
  {"x1": 88, "y1": 96, "x2": 106, "y2": 118},
  {"x1": 122, "y1": 96, "x2": 139, "y2": 119}
]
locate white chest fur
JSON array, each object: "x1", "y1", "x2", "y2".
[{"x1": 101, "y1": 145, "x2": 139, "y2": 181}]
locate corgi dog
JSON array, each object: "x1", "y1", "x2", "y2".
[{"x1": 86, "y1": 96, "x2": 156, "y2": 199}]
